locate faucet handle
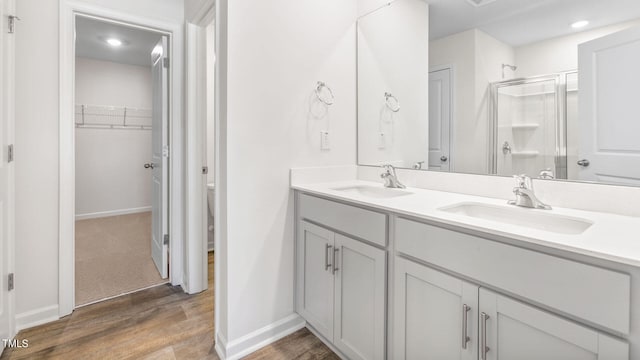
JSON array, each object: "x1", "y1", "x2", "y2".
[
  {"x1": 381, "y1": 164, "x2": 396, "y2": 175},
  {"x1": 513, "y1": 174, "x2": 533, "y2": 189}
]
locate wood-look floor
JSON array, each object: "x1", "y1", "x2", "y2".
[{"x1": 2, "y1": 253, "x2": 338, "y2": 360}]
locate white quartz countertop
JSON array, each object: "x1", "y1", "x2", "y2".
[{"x1": 292, "y1": 180, "x2": 640, "y2": 267}]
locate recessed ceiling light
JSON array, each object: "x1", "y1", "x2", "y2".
[
  {"x1": 571, "y1": 20, "x2": 589, "y2": 29},
  {"x1": 106, "y1": 38, "x2": 122, "y2": 47}
]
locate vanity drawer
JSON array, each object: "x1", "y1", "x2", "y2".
[
  {"x1": 298, "y1": 193, "x2": 387, "y2": 246},
  {"x1": 395, "y1": 217, "x2": 631, "y2": 335}
]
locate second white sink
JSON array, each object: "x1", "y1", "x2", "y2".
[
  {"x1": 331, "y1": 185, "x2": 413, "y2": 199},
  {"x1": 439, "y1": 202, "x2": 593, "y2": 235}
]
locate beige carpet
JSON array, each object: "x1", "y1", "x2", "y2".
[{"x1": 75, "y1": 212, "x2": 166, "y2": 306}]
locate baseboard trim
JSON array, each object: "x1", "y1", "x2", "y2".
[
  {"x1": 75, "y1": 206, "x2": 152, "y2": 220},
  {"x1": 216, "y1": 313, "x2": 305, "y2": 360},
  {"x1": 215, "y1": 332, "x2": 228, "y2": 359},
  {"x1": 16, "y1": 305, "x2": 60, "y2": 332}
]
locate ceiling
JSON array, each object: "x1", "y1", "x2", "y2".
[
  {"x1": 427, "y1": 0, "x2": 640, "y2": 46},
  {"x1": 75, "y1": 16, "x2": 162, "y2": 67}
]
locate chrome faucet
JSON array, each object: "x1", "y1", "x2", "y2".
[
  {"x1": 381, "y1": 165, "x2": 406, "y2": 189},
  {"x1": 508, "y1": 175, "x2": 552, "y2": 210},
  {"x1": 539, "y1": 168, "x2": 555, "y2": 180}
]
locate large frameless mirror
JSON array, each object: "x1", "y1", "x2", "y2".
[{"x1": 357, "y1": 0, "x2": 640, "y2": 186}]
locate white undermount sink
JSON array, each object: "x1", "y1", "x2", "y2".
[
  {"x1": 331, "y1": 185, "x2": 413, "y2": 199},
  {"x1": 439, "y1": 202, "x2": 593, "y2": 235}
]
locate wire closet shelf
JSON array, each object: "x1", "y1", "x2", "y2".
[{"x1": 75, "y1": 104, "x2": 152, "y2": 130}]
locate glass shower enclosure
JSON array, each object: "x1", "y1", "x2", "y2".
[{"x1": 489, "y1": 73, "x2": 574, "y2": 180}]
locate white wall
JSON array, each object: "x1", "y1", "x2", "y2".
[
  {"x1": 75, "y1": 129, "x2": 152, "y2": 218},
  {"x1": 217, "y1": 0, "x2": 357, "y2": 356},
  {"x1": 474, "y1": 30, "x2": 515, "y2": 173},
  {"x1": 430, "y1": 30, "x2": 475, "y2": 172},
  {"x1": 357, "y1": 0, "x2": 429, "y2": 168},
  {"x1": 15, "y1": 0, "x2": 184, "y2": 329},
  {"x1": 430, "y1": 29, "x2": 514, "y2": 174},
  {"x1": 15, "y1": 0, "x2": 61, "y2": 324},
  {"x1": 515, "y1": 19, "x2": 640, "y2": 78},
  {"x1": 74, "y1": 58, "x2": 152, "y2": 218},
  {"x1": 75, "y1": 58, "x2": 152, "y2": 108}
]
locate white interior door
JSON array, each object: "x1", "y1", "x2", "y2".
[
  {"x1": 578, "y1": 26, "x2": 640, "y2": 185},
  {"x1": 428, "y1": 68, "x2": 451, "y2": 171},
  {"x1": 0, "y1": 0, "x2": 15, "y2": 347},
  {"x1": 151, "y1": 37, "x2": 169, "y2": 279}
]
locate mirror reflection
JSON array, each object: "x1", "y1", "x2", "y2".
[{"x1": 357, "y1": 0, "x2": 640, "y2": 186}]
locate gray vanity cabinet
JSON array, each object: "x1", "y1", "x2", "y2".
[
  {"x1": 394, "y1": 257, "x2": 629, "y2": 360},
  {"x1": 297, "y1": 221, "x2": 335, "y2": 342},
  {"x1": 393, "y1": 257, "x2": 477, "y2": 360},
  {"x1": 296, "y1": 219, "x2": 386, "y2": 360},
  {"x1": 479, "y1": 288, "x2": 628, "y2": 360}
]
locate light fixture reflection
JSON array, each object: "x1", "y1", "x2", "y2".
[
  {"x1": 106, "y1": 38, "x2": 122, "y2": 47},
  {"x1": 571, "y1": 20, "x2": 589, "y2": 29}
]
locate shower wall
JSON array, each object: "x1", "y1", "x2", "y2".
[{"x1": 495, "y1": 79, "x2": 558, "y2": 178}]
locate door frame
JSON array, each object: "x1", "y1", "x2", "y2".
[
  {"x1": 2, "y1": 0, "x2": 16, "y2": 341},
  {"x1": 184, "y1": 1, "x2": 215, "y2": 294},
  {"x1": 58, "y1": 1, "x2": 185, "y2": 316},
  {"x1": 429, "y1": 64, "x2": 455, "y2": 171}
]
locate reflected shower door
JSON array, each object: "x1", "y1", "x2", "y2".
[{"x1": 494, "y1": 77, "x2": 561, "y2": 179}]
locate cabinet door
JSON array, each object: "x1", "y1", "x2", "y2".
[
  {"x1": 296, "y1": 221, "x2": 335, "y2": 341},
  {"x1": 394, "y1": 257, "x2": 478, "y2": 360},
  {"x1": 478, "y1": 288, "x2": 629, "y2": 360},
  {"x1": 333, "y1": 234, "x2": 386, "y2": 360}
]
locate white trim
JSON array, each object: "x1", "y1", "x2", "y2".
[
  {"x1": 187, "y1": 0, "x2": 215, "y2": 26},
  {"x1": 3, "y1": 0, "x2": 16, "y2": 341},
  {"x1": 214, "y1": 0, "x2": 228, "y2": 349},
  {"x1": 75, "y1": 281, "x2": 169, "y2": 308},
  {"x1": 74, "y1": 206, "x2": 152, "y2": 221},
  {"x1": 215, "y1": 314, "x2": 306, "y2": 360},
  {"x1": 59, "y1": 0, "x2": 185, "y2": 317},
  {"x1": 215, "y1": 332, "x2": 228, "y2": 359},
  {"x1": 15, "y1": 305, "x2": 59, "y2": 332},
  {"x1": 184, "y1": 20, "x2": 210, "y2": 295}
]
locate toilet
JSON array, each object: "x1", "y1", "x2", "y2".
[{"x1": 207, "y1": 183, "x2": 215, "y2": 217}]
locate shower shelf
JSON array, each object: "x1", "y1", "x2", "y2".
[{"x1": 511, "y1": 151, "x2": 539, "y2": 157}]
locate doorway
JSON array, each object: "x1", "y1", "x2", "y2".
[
  {"x1": 73, "y1": 15, "x2": 170, "y2": 306},
  {"x1": 428, "y1": 66, "x2": 453, "y2": 171}
]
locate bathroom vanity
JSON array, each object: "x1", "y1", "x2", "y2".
[{"x1": 293, "y1": 179, "x2": 640, "y2": 360}]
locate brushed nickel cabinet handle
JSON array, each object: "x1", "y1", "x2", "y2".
[
  {"x1": 325, "y1": 244, "x2": 332, "y2": 271},
  {"x1": 462, "y1": 304, "x2": 471, "y2": 349},
  {"x1": 333, "y1": 248, "x2": 340, "y2": 274},
  {"x1": 480, "y1": 312, "x2": 490, "y2": 360}
]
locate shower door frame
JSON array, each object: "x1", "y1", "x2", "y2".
[{"x1": 488, "y1": 73, "x2": 568, "y2": 179}]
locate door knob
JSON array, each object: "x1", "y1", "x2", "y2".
[
  {"x1": 440, "y1": 156, "x2": 448, "y2": 162},
  {"x1": 144, "y1": 163, "x2": 155, "y2": 169},
  {"x1": 577, "y1": 159, "x2": 590, "y2": 167}
]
